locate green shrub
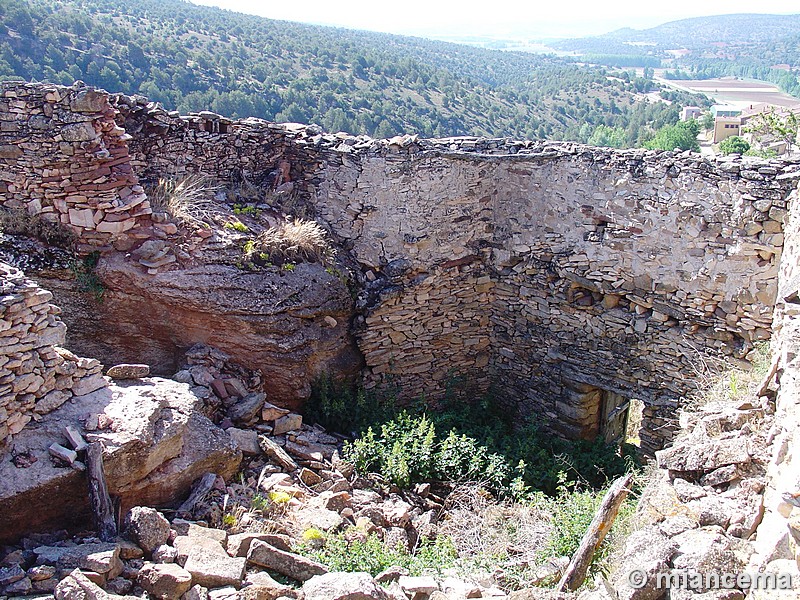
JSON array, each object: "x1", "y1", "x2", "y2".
[
  {"x1": 305, "y1": 531, "x2": 456, "y2": 576},
  {"x1": 322, "y1": 377, "x2": 637, "y2": 498},
  {"x1": 304, "y1": 375, "x2": 396, "y2": 435},
  {"x1": 344, "y1": 412, "x2": 511, "y2": 492},
  {"x1": 719, "y1": 136, "x2": 750, "y2": 155}
]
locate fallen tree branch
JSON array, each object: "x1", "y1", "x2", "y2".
[
  {"x1": 558, "y1": 472, "x2": 634, "y2": 592},
  {"x1": 756, "y1": 352, "x2": 781, "y2": 398},
  {"x1": 177, "y1": 472, "x2": 217, "y2": 517},
  {"x1": 85, "y1": 441, "x2": 117, "y2": 542}
]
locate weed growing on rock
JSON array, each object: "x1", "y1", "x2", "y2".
[
  {"x1": 245, "y1": 217, "x2": 334, "y2": 266},
  {"x1": 148, "y1": 174, "x2": 220, "y2": 227},
  {"x1": 71, "y1": 251, "x2": 105, "y2": 302},
  {"x1": 303, "y1": 530, "x2": 457, "y2": 577},
  {"x1": 0, "y1": 208, "x2": 76, "y2": 249},
  {"x1": 688, "y1": 341, "x2": 771, "y2": 409},
  {"x1": 224, "y1": 220, "x2": 250, "y2": 232}
]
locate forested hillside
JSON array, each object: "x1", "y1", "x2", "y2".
[{"x1": 0, "y1": 0, "x2": 703, "y2": 143}]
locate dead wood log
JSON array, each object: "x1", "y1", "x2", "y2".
[
  {"x1": 85, "y1": 441, "x2": 117, "y2": 542},
  {"x1": 177, "y1": 472, "x2": 217, "y2": 516},
  {"x1": 558, "y1": 472, "x2": 634, "y2": 592},
  {"x1": 756, "y1": 352, "x2": 781, "y2": 398}
]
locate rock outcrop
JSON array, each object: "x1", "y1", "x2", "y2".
[{"x1": 0, "y1": 376, "x2": 241, "y2": 543}]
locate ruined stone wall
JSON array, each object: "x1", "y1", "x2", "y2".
[
  {"x1": 0, "y1": 262, "x2": 105, "y2": 447},
  {"x1": 749, "y1": 175, "x2": 800, "y2": 570},
  {"x1": 4, "y1": 83, "x2": 800, "y2": 451},
  {"x1": 315, "y1": 143, "x2": 799, "y2": 451},
  {"x1": 0, "y1": 82, "x2": 157, "y2": 252}
]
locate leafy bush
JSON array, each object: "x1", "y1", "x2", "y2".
[
  {"x1": 305, "y1": 531, "x2": 456, "y2": 576},
  {"x1": 320, "y1": 377, "x2": 637, "y2": 498},
  {"x1": 719, "y1": 135, "x2": 750, "y2": 155},
  {"x1": 345, "y1": 412, "x2": 512, "y2": 492}
]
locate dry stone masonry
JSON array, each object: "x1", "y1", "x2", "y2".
[
  {"x1": 0, "y1": 82, "x2": 155, "y2": 252},
  {"x1": 0, "y1": 262, "x2": 104, "y2": 448},
  {"x1": 3, "y1": 81, "x2": 800, "y2": 453}
]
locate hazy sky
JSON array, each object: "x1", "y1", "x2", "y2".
[{"x1": 190, "y1": 0, "x2": 799, "y2": 39}]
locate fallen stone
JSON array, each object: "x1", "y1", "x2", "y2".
[
  {"x1": 227, "y1": 533, "x2": 292, "y2": 557},
  {"x1": 242, "y1": 570, "x2": 294, "y2": 599},
  {"x1": 302, "y1": 572, "x2": 388, "y2": 600},
  {"x1": 27, "y1": 564, "x2": 56, "y2": 582},
  {"x1": 380, "y1": 496, "x2": 413, "y2": 527},
  {"x1": 4, "y1": 576, "x2": 32, "y2": 595},
  {"x1": 138, "y1": 562, "x2": 193, "y2": 599},
  {"x1": 247, "y1": 539, "x2": 327, "y2": 581},
  {"x1": 174, "y1": 535, "x2": 228, "y2": 567},
  {"x1": 656, "y1": 439, "x2": 750, "y2": 473},
  {"x1": 299, "y1": 468, "x2": 323, "y2": 486},
  {"x1": 184, "y1": 546, "x2": 246, "y2": 589},
  {"x1": 0, "y1": 564, "x2": 25, "y2": 586},
  {"x1": 125, "y1": 506, "x2": 171, "y2": 555},
  {"x1": 375, "y1": 566, "x2": 409, "y2": 584},
  {"x1": 272, "y1": 413, "x2": 303, "y2": 436},
  {"x1": 227, "y1": 428, "x2": 261, "y2": 455},
  {"x1": 54, "y1": 568, "x2": 111, "y2": 600},
  {"x1": 295, "y1": 506, "x2": 344, "y2": 532},
  {"x1": 229, "y1": 393, "x2": 265, "y2": 427},
  {"x1": 259, "y1": 436, "x2": 299, "y2": 472},
  {"x1": 171, "y1": 521, "x2": 228, "y2": 546},
  {"x1": 261, "y1": 402, "x2": 289, "y2": 421},
  {"x1": 671, "y1": 527, "x2": 746, "y2": 578},
  {"x1": 398, "y1": 575, "x2": 438, "y2": 596},
  {"x1": 106, "y1": 364, "x2": 150, "y2": 379},
  {"x1": 612, "y1": 526, "x2": 677, "y2": 600}
]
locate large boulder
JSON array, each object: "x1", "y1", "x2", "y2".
[
  {"x1": 611, "y1": 526, "x2": 677, "y2": 600},
  {"x1": 0, "y1": 378, "x2": 241, "y2": 543},
  {"x1": 302, "y1": 572, "x2": 388, "y2": 600},
  {"x1": 138, "y1": 562, "x2": 193, "y2": 599}
]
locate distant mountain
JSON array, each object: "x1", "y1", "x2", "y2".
[
  {"x1": 553, "y1": 14, "x2": 800, "y2": 53},
  {"x1": 0, "y1": 0, "x2": 704, "y2": 144},
  {"x1": 550, "y1": 14, "x2": 800, "y2": 97}
]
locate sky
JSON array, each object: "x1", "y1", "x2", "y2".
[{"x1": 190, "y1": 0, "x2": 800, "y2": 40}]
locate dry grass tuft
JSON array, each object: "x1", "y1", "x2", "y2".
[
  {"x1": 148, "y1": 175, "x2": 221, "y2": 227},
  {"x1": 247, "y1": 217, "x2": 334, "y2": 265},
  {"x1": 437, "y1": 484, "x2": 550, "y2": 575},
  {"x1": 685, "y1": 340, "x2": 771, "y2": 410}
]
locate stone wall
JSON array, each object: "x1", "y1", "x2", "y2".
[
  {"x1": 316, "y1": 144, "x2": 799, "y2": 450},
  {"x1": 0, "y1": 82, "x2": 155, "y2": 252},
  {"x1": 0, "y1": 262, "x2": 105, "y2": 447},
  {"x1": 3, "y1": 82, "x2": 800, "y2": 451},
  {"x1": 749, "y1": 175, "x2": 800, "y2": 570}
]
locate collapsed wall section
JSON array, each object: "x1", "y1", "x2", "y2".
[{"x1": 0, "y1": 262, "x2": 105, "y2": 447}]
